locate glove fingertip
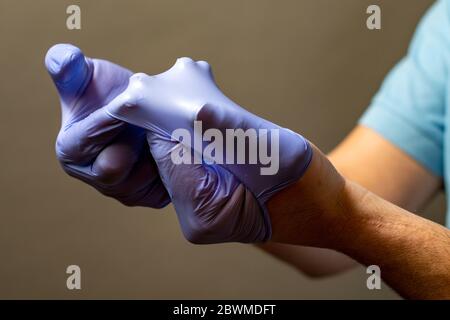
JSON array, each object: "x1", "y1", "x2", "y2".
[{"x1": 45, "y1": 43, "x2": 92, "y2": 96}]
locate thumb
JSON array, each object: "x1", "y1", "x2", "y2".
[{"x1": 45, "y1": 43, "x2": 92, "y2": 103}]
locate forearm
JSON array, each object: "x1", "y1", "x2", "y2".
[
  {"x1": 328, "y1": 126, "x2": 441, "y2": 212},
  {"x1": 268, "y1": 145, "x2": 450, "y2": 298},
  {"x1": 258, "y1": 126, "x2": 442, "y2": 278},
  {"x1": 332, "y1": 180, "x2": 450, "y2": 299}
]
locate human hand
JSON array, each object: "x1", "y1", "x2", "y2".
[
  {"x1": 103, "y1": 58, "x2": 313, "y2": 243},
  {"x1": 45, "y1": 44, "x2": 169, "y2": 207}
]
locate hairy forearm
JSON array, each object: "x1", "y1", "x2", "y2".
[
  {"x1": 332, "y1": 180, "x2": 450, "y2": 299},
  {"x1": 268, "y1": 145, "x2": 450, "y2": 298},
  {"x1": 261, "y1": 126, "x2": 443, "y2": 281}
]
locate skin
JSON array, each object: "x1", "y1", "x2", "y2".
[{"x1": 262, "y1": 126, "x2": 450, "y2": 299}]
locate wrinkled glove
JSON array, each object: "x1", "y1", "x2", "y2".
[
  {"x1": 104, "y1": 58, "x2": 313, "y2": 243},
  {"x1": 45, "y1": 44, "x2": 169, "y2": 207}
]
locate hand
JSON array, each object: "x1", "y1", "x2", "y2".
[
  {"x1": 104, "y1": 58, "x2": 313, "y2": 243},
  {"x1": 45, "y1": 44, "x2": 169, "y2": 207}
]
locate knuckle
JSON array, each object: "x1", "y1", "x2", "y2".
[
  {"x1": 92, "y1": 159, "x2": 127, "y2": 186},
  {"x1": 184, "y1": 228, "x2": 208, "y2": 244},
  {"x1": 183, "y1": 211, "x2": 229, "y2": 245},
  {"x1": 55, "y1": 136, "x2": 79, "y2": 164}
]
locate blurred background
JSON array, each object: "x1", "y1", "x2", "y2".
[{"x1": 0, "y1": 0, "x2": 443, "y2": 299}]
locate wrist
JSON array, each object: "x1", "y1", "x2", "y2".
[{"x1": 267, "y1": 144, "x2": 348, "y2": 247}]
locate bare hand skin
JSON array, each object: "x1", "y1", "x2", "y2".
[{"x1": 266, "y1": 135, "x2": 450, "y2": 299}]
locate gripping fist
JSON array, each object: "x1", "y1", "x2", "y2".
[
  {"x1": 104, "y1": 58, "x2": 313, "y2": 243},
  {"x1": 45, "y1": 44, "x2": 169, "y2": 207}
]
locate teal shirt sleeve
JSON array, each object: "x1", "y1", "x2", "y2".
[{"x1": 359, "y1": 0, "x2": 450, "y2": 177}]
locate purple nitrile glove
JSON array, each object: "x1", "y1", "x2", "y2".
[
  {"x1": 45, "y1": 44, "x2": 169, "y2": 207},
  {"x1": 104, "y1": 58, "x2": 313, "y2": 243}
]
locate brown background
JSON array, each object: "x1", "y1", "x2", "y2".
[{"x1": 0, "y1": 0, "x2": 444, "y2": 299}]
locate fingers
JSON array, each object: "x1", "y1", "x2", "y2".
[
  {"x1": 96, "y1": 147, "x2": 170, "y2": 208},
  {"x1": 91, "y1": 125, "x2": 144, "y2": 185},
  {"x1": 45, "y1": 44, "x2": 92, "y2": 105},
  {"x1": 46, "y1": 44, "x2": 170, "y2": 208},
  {"x1": 46, "y1": 43, "x2": 133, "y2": 165},
  {"x1": 147, "y1": 132, "x2": 255, "y2": 243},
  {"x1": 62, "y1": 136, "x2": 170, "y2": 208},
  {"x1": 56, "y1": 107, "x2": 126, "y2": 165},
  {"x1": 46, "y1": 43, "x2": 126, "y2": 164}
]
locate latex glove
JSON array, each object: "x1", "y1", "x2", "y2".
[
  {"x1": 104, "y1": 58, "x2": 312, "y2": 243},
  {"x1": 45, "y1": 44, "x2": 169, "y2": 207}
]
